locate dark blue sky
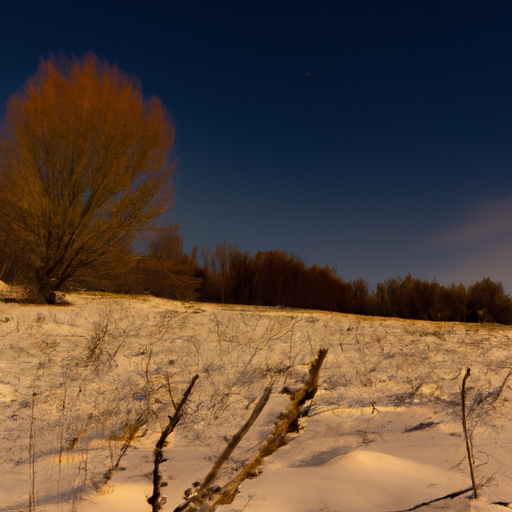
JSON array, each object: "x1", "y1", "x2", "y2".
[{"x1": 2, "y1": 1, "x2": 512, "y2": 290}]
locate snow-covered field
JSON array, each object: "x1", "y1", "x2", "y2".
[{"x1": 1, "y1": 291, "x2": 512, "y2": 511}]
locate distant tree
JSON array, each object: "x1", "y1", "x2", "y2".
[
  {"x1": 224, "y1": 245, "x2": 254, "y2": 304},
  {"x1": 466, "y1": 278, "x2": 512, "y2": 324},
  {"x1": 438, "y1": 283, "x2": 467, "y2": 322},
  {"x1": 141, "y1": 222, "x2": 202, "y2": 300},
  {"x1": 351, "y1": 278, "x2": 371, "y2": 315},
  {"x1": 199, "y1": 246, "x2": 360, "y2": 313},
  {"x1": 215, "y1": 242, "x2": 229, "y2": 304},
  {"x1": 372, "y1": 275, "x2": 439, "y2": 320},
  {"x1": 0, "y1": 231, "x2": 32, "y2": 285},
  {"x1": 200, "y1": 242, "x2": 234, "y2": 304},
  {"x1": 0, "y1": 54, "x2": 174, "y2": 302},
  {"x1": 149, "y1": 221, "x2": 185, "y2": 265},
  {"x1": 373, "y1": 278, "x2": 400, "y2": 318},
  {"x1": 252, "y1": 251, "x2": 299, "y2": 307}
]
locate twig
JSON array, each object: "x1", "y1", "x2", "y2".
[
  {"x1": 240, "y1": 493, "x2": 255, "y2": 511},
  {"x1": 29, "y1": 392, "x2": 37, "y2": 512},
  {"x1": 493, "y1": 501, "x2": 512, "y2": 508},
  {"x1": 102, "y1": 410, "x2": 149, "y2": 484},
  {"x1": 57, "y1": 385, "x2": 67, "y2": 506}
]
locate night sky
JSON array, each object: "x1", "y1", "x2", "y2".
[{"x1": 2, "y1": 1, "x2": 512, "y2": 291}]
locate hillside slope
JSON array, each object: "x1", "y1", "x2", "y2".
[{"x1": 1, "y1": 293, "x2": 511, "y2": 511}]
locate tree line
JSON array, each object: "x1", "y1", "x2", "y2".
[
  {"x1": 196, "y1": 240, "x2": 512, "y2": 325},
  {"x1": 22, "y1": 222, "x2": 509, "y2": 325},
  {"x1": 4, "y1": 217, "x2": 512, "y2": 324}
]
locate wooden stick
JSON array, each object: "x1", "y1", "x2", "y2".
[{"x1": 461, "y1": 368, "x2": 478, "y2": 499}]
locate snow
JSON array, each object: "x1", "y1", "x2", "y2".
[
  {"x1": 1, "y1": 288, "x2": 512, "y2": 511},
  {"x1": 0, "y1": 280, "x2": 24, "y2": 301}
]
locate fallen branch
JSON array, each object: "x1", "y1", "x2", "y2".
[
  {"x1": 174, "y1": 383, "x2": 272, "y2": 512},
  {"x1": 403, "y1": 421, "x2": 438, "y2": 433},
  {"x1": 196, "y1": 384, "x2": 272, "y2": 500},
  {"x1": 147, "y1": 374, "x2": 199, "y2": 512},
  {"x1": 388, "y1": 486, "x2": 473, "y2": 512},
  {"x1": 204, "y1": 348, "x2": 328, "y2": 512}
]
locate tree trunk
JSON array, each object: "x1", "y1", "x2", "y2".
[{"x1": 36, "y1": 275, "x2": 58, "y2": 304}]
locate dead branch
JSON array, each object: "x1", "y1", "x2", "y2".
[
  {"x1": 388, "y1": 486, "x2": 473, "y2": 512},
  {"x1": 469, "y1": 369, "x2": 512, "y2": 413},
  {"x1": 201, "y1": 348, "x2": 328, "y2": 512},
  {"x1": 29, "y1": 392, "x2": 37, "y2": 512},
  {"x1": 147, "y1": 374, "x2": 199, "y2": 512},
  {"x1": 174, "y1": 384, "x2": 272, "y2": 512},
  {"x1": 102, "y1": 410, "x2": 149, "y2": 485},
  {"x1": 196, "y1": 385, "x2": 272, "y2": 497}
]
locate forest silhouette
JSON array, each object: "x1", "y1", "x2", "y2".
[{"x1": 4, "y1": 222, "x2": 503, "y2": 325}]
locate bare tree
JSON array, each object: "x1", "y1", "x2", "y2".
[
  {"x1": 149, "y1": 221, "x2": 185, "y2": 264},
  {"x1": 0, "y1": 54, "x2": 174, "y2": 302}
]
